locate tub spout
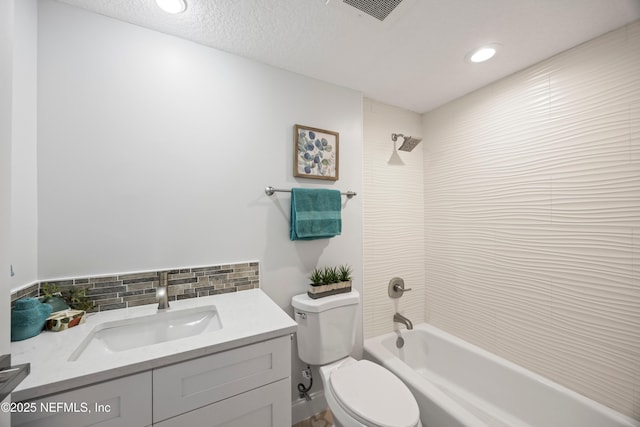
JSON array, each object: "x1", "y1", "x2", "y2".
[{"x1": 393, "y1": 312, "x2": 413, "y2": 330}]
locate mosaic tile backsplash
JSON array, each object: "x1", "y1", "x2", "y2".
[{"x1": 10, "y1": 262, "x2": 259, "y2": 312}]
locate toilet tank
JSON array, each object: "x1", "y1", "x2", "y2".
[{"x1": 292, "y1": 290, "x2": 360, "y2": 365}]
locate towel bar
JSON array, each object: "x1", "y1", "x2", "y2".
[{"x1": 265, "y1": 186, "x2": 356, "y2": 199}]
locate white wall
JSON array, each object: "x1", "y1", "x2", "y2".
[
  {"x1": 1, "y1": 0, "x2": 14, "y2": 421},
  {"x1": 36, "y1": 0, "x2": 363, "y2": 417},
  {"x1": 0, "y1": 0, "x2": 14, "y2": 358},
  {"x1": 362, "y1": 98, "x2": 424, "y2": 338},
  {"x1": 10, "y1": 0, "x2": 38, "y2": 291},
  {"x1": 422, "y1": 21, "x2": 640, "y2": 420}
]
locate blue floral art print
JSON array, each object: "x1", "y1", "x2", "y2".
[{"x1": 294, "y1": 125, "x2": 339, "y2": 181}]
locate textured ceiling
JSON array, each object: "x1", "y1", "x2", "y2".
[{"x1": 55, "y1": 0, "x2": 640, "y2": 113}]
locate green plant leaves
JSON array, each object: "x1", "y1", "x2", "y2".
[{"x1": 308, "y1": 264, "x2": 353, "y2": 284}]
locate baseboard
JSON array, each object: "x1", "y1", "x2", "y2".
[{"x1": 291, "y1": 390, "x2": 328, "y2": 425}]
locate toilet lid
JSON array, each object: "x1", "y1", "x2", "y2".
[{"x1": 329, "y1": 360, "x2": 420, "y2": 427}]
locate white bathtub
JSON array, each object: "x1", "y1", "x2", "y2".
[{"x1": 364, "y1": 323, "x2": 640, "y2": 427}]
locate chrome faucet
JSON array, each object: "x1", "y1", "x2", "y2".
[
  {"x1": 157, "y1": 271, "x2": 170, "y2": 310},
  {"x1": 393, "y1": 312, "x2": 413, "y2": 330}
]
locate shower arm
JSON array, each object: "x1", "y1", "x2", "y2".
[{"x1": 391, "y1": 133, "x2": 404, "y2": 142}]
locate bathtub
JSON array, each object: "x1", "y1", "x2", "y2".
[{"x1": 364, "y1": 323, "x2": 640, "y2": 427}]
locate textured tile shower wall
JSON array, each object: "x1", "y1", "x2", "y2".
[
  {"x1": 363, "y1": 99, "x2": 425, "y2": 338},
  {"x1": 422, "y1": 22, "x2": 639, "y2": 419}
]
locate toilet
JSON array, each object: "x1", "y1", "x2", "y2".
[{"x1": 292, "y1": 289, "x2": 422, "y2": 427}]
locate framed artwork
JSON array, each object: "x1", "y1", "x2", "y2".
[{"x1": 294, "y1": 124, "x2": 339, "y2": 181}]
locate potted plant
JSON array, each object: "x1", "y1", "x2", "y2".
[
  {"x1": 308, "y1": 267, "x2": 329, "y2": 297},
  {"x1": 309, "y1": 267, "x2": 324, "y2": 287},
  {"x1": 40, "y1": 283, "x2": 93, "y2": 312},
  {"x1": 39, "y1": 283, "x2": 92, "y2": 332},
  {"x1": 338, "y1": 264, "x2": 352, "y2": 283},
  {"x1": 307, "y1": 265, "x2": 353, "y2": 299}
]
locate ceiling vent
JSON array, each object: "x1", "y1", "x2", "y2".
[
  {"x1": 342, "y1": 0, "x2": 404, "y2": 21},
  {"x1": 327, "y1": 0, "x2": 416, "y2": 26}
]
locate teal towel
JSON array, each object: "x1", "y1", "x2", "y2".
[{"x1": 290, "y1": 188, "x2": 342, "y2": 240}]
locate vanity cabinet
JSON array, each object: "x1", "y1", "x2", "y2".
[
  {"x1": 153, "y1": 378, "x2": 290, "y2": 427},
  {"x1": 12, "y1": 335, "x2": 291, "y2": 427},
  {"x1": 11, "y1": 371, "x2": 152, "y2": 427},
  {"x1": 153, "y1": 335, "x2": 291, "y2": 425}
]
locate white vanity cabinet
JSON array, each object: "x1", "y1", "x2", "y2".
[
  {"x1": 153, "y1": 335, "x2": 291, "y2": 426},
  {"x1": 11, "y1": 371, "x2": 152, "y2": 427},
  {"x1": 11, "y1": 290, "x2": 297, "y2": 427},
  {"x1": 153, "y1": 378, "x2": 289, "y2": 427},
  {"x1": 13, "y1": 336, "x2": 291, "y2": 427}
]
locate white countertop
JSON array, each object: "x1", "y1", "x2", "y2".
[{"x1": 11, "y1": 289, "x2": 297, "y2": 402}]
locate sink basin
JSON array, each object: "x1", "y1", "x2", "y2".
[{"x1": 69, "y1": 305, "x2": 222, "y2": 361}]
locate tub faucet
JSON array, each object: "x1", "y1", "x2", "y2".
[
  {"x1": 393, "y1": 313, "x2": 413, "y2": 330},
  {"x1": 157, "y1": 271, "x2": 170, "y2": 310}
]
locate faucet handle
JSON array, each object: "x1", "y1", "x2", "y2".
[
  {"x1": 394, "y1": 284, "x2": 412, "y2": 293},
  {"x1": 388, "y1": 277, "x2": 411, "y2": 298}
]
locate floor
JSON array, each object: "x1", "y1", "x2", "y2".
[{"x1": 292, "y1": 409, "x2": 333, "y2": 427}]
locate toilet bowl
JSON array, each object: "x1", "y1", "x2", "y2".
[
  {"x1": 292, "y1": 290, "x2": 422, "y2": 427},
  {"x1": 320, "y1": 357, "x2": 422, "y2": 427}
]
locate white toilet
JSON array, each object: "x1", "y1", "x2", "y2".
[{"x1": 292, "y1": 289, "x2": 422, "y2": 427}]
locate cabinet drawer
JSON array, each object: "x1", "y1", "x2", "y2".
[
  {"x1": 153, "y1": 335, "x2": 290, "y2": 423},
  {"x1": 153, "y1": 377, "x2": 290, "y2": 427},
  {"x1": 12, "y1": 371, "x2": 152, "y2": 427}
]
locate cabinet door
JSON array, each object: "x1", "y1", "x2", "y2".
[
  {"x1": 153, "y1": 378, "x2": 290, "y2": 427},
  {"x1": 12, "y1": 371, "x2": 152, "y2": 427},
  {"x1": 153, "y1": 335, "x2": 290, "y2": 423}
]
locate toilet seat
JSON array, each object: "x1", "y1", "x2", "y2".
[{"x1": 329, "y1": 360, "x2": 420, "y2": 427}]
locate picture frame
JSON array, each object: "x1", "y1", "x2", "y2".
[{"x1": 294, "y1": 124, "x2": 339, "y2": 181}]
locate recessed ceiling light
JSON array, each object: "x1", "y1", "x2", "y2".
[
  {"x1": 466, "y1": 44, "x2": 500, "y2": 63},
  {"x1": 155, "y1": 0, "x2": 187, "y2": 14}
]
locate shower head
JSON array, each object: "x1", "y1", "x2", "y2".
[
  {"x1": 391, "y1": 133, "x2": 422, "y2": 152},
  {"x1": 398, "y1": 136, "x2": 422, "y2": 152}
]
